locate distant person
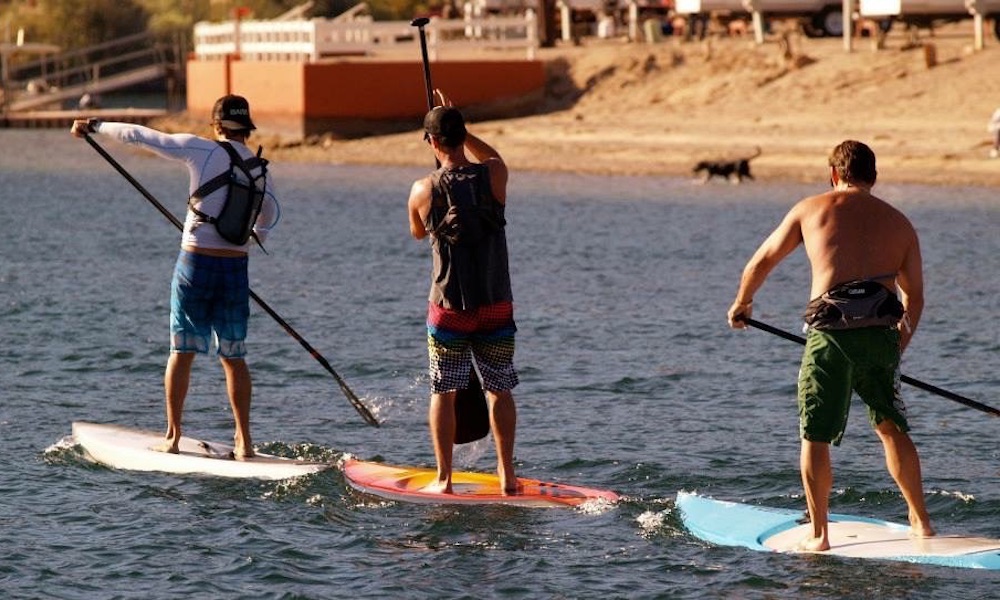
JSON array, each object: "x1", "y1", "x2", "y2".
[
  {"x1": 406, "y1": 91, "x2": 519, "y2": 494},
  {"x1": 25, "y1": 78, "x2": 50, "y2": 95},
  {"x1": 78, "y1": 92, "x2": 100, "y2": 110},
  {"x1": 726, "y1": 140, "x2": 935, "y2": 552},
  {"x1": 987, "y1": 107, "x2": 1000, "y2": 159},
  {"x1": 70, "y1": 95, "x2": 280, "y2": 460}
]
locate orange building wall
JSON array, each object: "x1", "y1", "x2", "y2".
[
  {"x1": 186, "y1": 58, "x2": 546, "y2": 138},
  {"x1": 301, "y1": 61, "x2": 545, "y2": 119},
  {"x1": 186, "y1": 59, "x2": 306, "y2": 118}
]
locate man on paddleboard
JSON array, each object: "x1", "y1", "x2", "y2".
[
  {"x1": 726, "y1": 140, "x2": 935, "y2": 551},
  {"x1": 407, "y1": 92, "x2": 520, "y2": 494},
  {"x1": 71, "y1": 95, "x2": 280, "y2": 460}
]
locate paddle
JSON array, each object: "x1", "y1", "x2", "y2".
[
  {"x1": 411, "y1": 16, "x2": 491, "y2": 444},
  {"x1": 82, "y1": 133, "x2": 380, "y2": 427},
  {"x1": 741, "y1": 317, "x2": 999, "y2": 418},
  {"x1": 410, "y1": 17, "x2": 435, "y2": 116}
]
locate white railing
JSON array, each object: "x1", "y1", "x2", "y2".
[{"x1": 193, "y1": 13, "x2": 538, "y2": 63}]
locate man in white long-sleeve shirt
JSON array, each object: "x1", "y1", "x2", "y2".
[{"x1": 71, "y1": 95, "x2": 280, "y2": 459}]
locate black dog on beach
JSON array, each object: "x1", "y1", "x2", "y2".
[{"x1": 693, "y1": 147, "x2": 762, "y2": 184}]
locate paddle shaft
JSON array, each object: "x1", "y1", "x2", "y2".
[
  {"x1": 743, "y1": 317, "x2": 999, "y2": 418},
  {"x1": 411, "y1": 17, "x2": 442, "y2": 170},
  {"x1": 410, "y1": 17, "x2": 435, "y2": 110},
  {"x1": 83, "y1": 133, "x2": 380, "y2": 427}
]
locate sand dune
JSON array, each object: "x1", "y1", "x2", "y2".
[{"x1": 173, "y1": 22, "x2": 1000, "y2": 187}]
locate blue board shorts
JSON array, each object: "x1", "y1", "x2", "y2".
[
  {"x1": 797, "y1": 327, "x2": 909, "y2": 445},
  {"x1": 170, "y1": 249, "x2": 249, "y2": 358},
  {"x1": 426, "y1": 301, "x2": 519, "y2": 394}
]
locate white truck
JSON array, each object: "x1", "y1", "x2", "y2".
[
  {"x1": 675, "y1": 0, "x2": 1000, "y2": 38},
  {"x1": 861, "y1": 0, "x2": 1000, "y2": 39}
]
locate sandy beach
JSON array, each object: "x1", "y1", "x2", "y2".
[{"x1": 170, "y1": 23, "x2": 1000, "y2": 188}]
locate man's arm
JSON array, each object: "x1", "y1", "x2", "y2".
[
  {"x1": 464, "y1": 132, "x2": 507, "y2": 204},
  {"x1": 71, "y1": 119, "x2": 213, "y2": 171},
  {"x1": 727, "y1": 204, "x2": 805, "y2": 328},
  {"x1": 408, "y1": 177, "x2": 431, "y2": 240},
  {"x1": 895, "y1": 231, "x2": 924, "y2": 353}
]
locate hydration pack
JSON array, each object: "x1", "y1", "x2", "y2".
[
  {"x1": 188, "y1": 142, "x2": 267, "y2": 248},
  {"x1": 430, "y1": 164, "x2": 505, "y2": 246},
  {"x1": 803, "y1": 279, "x2": 905, "y2": 330}
]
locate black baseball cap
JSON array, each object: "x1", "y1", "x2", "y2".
[
  {"x1": 212, "y1": 94, "x2": 256, "y2": 131},
  {"x1": 423, "y1": 106, "x2": 466, "y2": 146}
]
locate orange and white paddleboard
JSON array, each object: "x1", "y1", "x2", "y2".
[{"x1": 343, "y1": 459, "x2": 619, "y2": 508}]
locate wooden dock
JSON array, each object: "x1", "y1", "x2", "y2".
[{"x1": 0, "y1": 108, "x2": 169, "y2": 129}]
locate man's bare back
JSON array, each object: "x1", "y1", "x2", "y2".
[
  {"x1": 796, "y1": 187, "x2": 918, "y2": 300},
  {"x1": 729, "y1": 180, "x2": 923, "y2": 352}
]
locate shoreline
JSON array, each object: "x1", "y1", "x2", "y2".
[{"x1": 163, "y1": 26, "x2": 1000, "y2": 188}]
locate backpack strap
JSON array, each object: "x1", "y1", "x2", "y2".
[
  {"x1": 187, "y1": 141, "x2": 270, "y2": 254},
  {"x1": 217, "y1": 140, "x2": 267, "y2": 173},
  {"x1": 187, "y1": 141, "x2": 265, "y2": 223}
]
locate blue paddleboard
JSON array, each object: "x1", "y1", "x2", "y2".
[{"x1": 676, "y1": 491, "x2": 1000, "y2": 570}]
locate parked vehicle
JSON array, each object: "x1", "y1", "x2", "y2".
[
  {"x1": 861, "y1": 0, "x2": 1000, "y2": 39},
  {"x1": 675, "y1": 0, "x2": 1000, "y2": 38},
  {"x1": 674, "y1": 0, "x2": 859, "y2": 36}
]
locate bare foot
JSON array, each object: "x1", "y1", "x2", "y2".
[
  {"x1": 499, "y1": 475, "x2": 523, "y2": 496},
  {"x1": 501, "y1": 483, "x2": 523, "y2": 496},
  {"x1": 498, "y1": 466, "x2": 518, "y2": 495},
  {"x1": 232, "y1": 433, "x2": 253, "y2": 461},
  {"x1": 233, "y1": 447, "x2": 255, "y2": 461},
  {"x1": 151, "y1": 440, "x2": 179, "y2": 454},
  {"x1": 420, "y1": 480, "x2": 452, "y2": 495},
  {"x1": 910, "y1": 521, "x2": 936, "y2": 538},
  {"x1": 793, "y1": 536, "x2": 831, "y2": 552}
]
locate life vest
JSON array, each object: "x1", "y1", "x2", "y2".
[
  {"x1": 428, "y1": 163, "x2": 505, "y2": 246},
  {"x1": 425, "y1": 163, "x2": 512, "y2": 311}
]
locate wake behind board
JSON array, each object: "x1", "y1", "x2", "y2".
[
  {"x1": 676, "y1": 491, "x2": 1000, "y2": 570},
  {"x1": 343, "y1": 459, "x2": 619, "y2": 508},
  {"x1": 72, "y1": 421, "x2": 332, "y2": 480}
]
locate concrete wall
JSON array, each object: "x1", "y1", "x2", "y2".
[{"x1": 186, "y1": 58, "x2": 546, "y2": 139}]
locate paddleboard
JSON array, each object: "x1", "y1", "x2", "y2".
[
  {"x1": 676, "y1": 491, "x2": 1000, "y2": 570},
  {"x1": 72, "y1": 421, "x2": 332, "y2": 480},
  {"x1": 343, "y1": 459, "x2": 619, "y2": 508}
]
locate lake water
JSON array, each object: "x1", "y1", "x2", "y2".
[{"x1": 1, "y1": 129, "x2": 997, "y2": 599}]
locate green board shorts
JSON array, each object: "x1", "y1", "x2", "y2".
[{"x1": 797, "y1": 326, "x2": 909, "y2": 446}]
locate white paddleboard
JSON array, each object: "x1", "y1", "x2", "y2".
[
  {"x1": 676, "y1": 491, "x2": 1000, "y2": 570},
  {"x1": 72, "y1": 421, "x2": 332, "y2": 480}
]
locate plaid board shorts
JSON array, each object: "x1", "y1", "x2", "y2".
[
  {"x1": 170, "y1": 249, "x2": 249, "y2": 358},
  {"x1": 798, "y1": 326, "x2": 908, "y2": 446},
  {"x1": 426, "y1": 301, "x2": 519, "y2": 394}
]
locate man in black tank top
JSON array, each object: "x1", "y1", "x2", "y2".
[{"x1": 407, "y1": 93, "x2": 520, "y2": 495}]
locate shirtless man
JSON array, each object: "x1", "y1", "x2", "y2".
[
  {"x1": 407, "y1": 93, "x2": 519, "y2": 494},
  {"x1": 726, "y1": 140, "x2": 935, "y2": 551}
]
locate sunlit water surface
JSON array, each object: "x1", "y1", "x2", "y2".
[{"x1": 1, "y1": 130, "x2": 997, "y2": 599}]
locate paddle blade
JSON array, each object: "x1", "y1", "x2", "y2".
[{"x1": 455, "y1": 371, "x2": 490, "y2": 444}]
